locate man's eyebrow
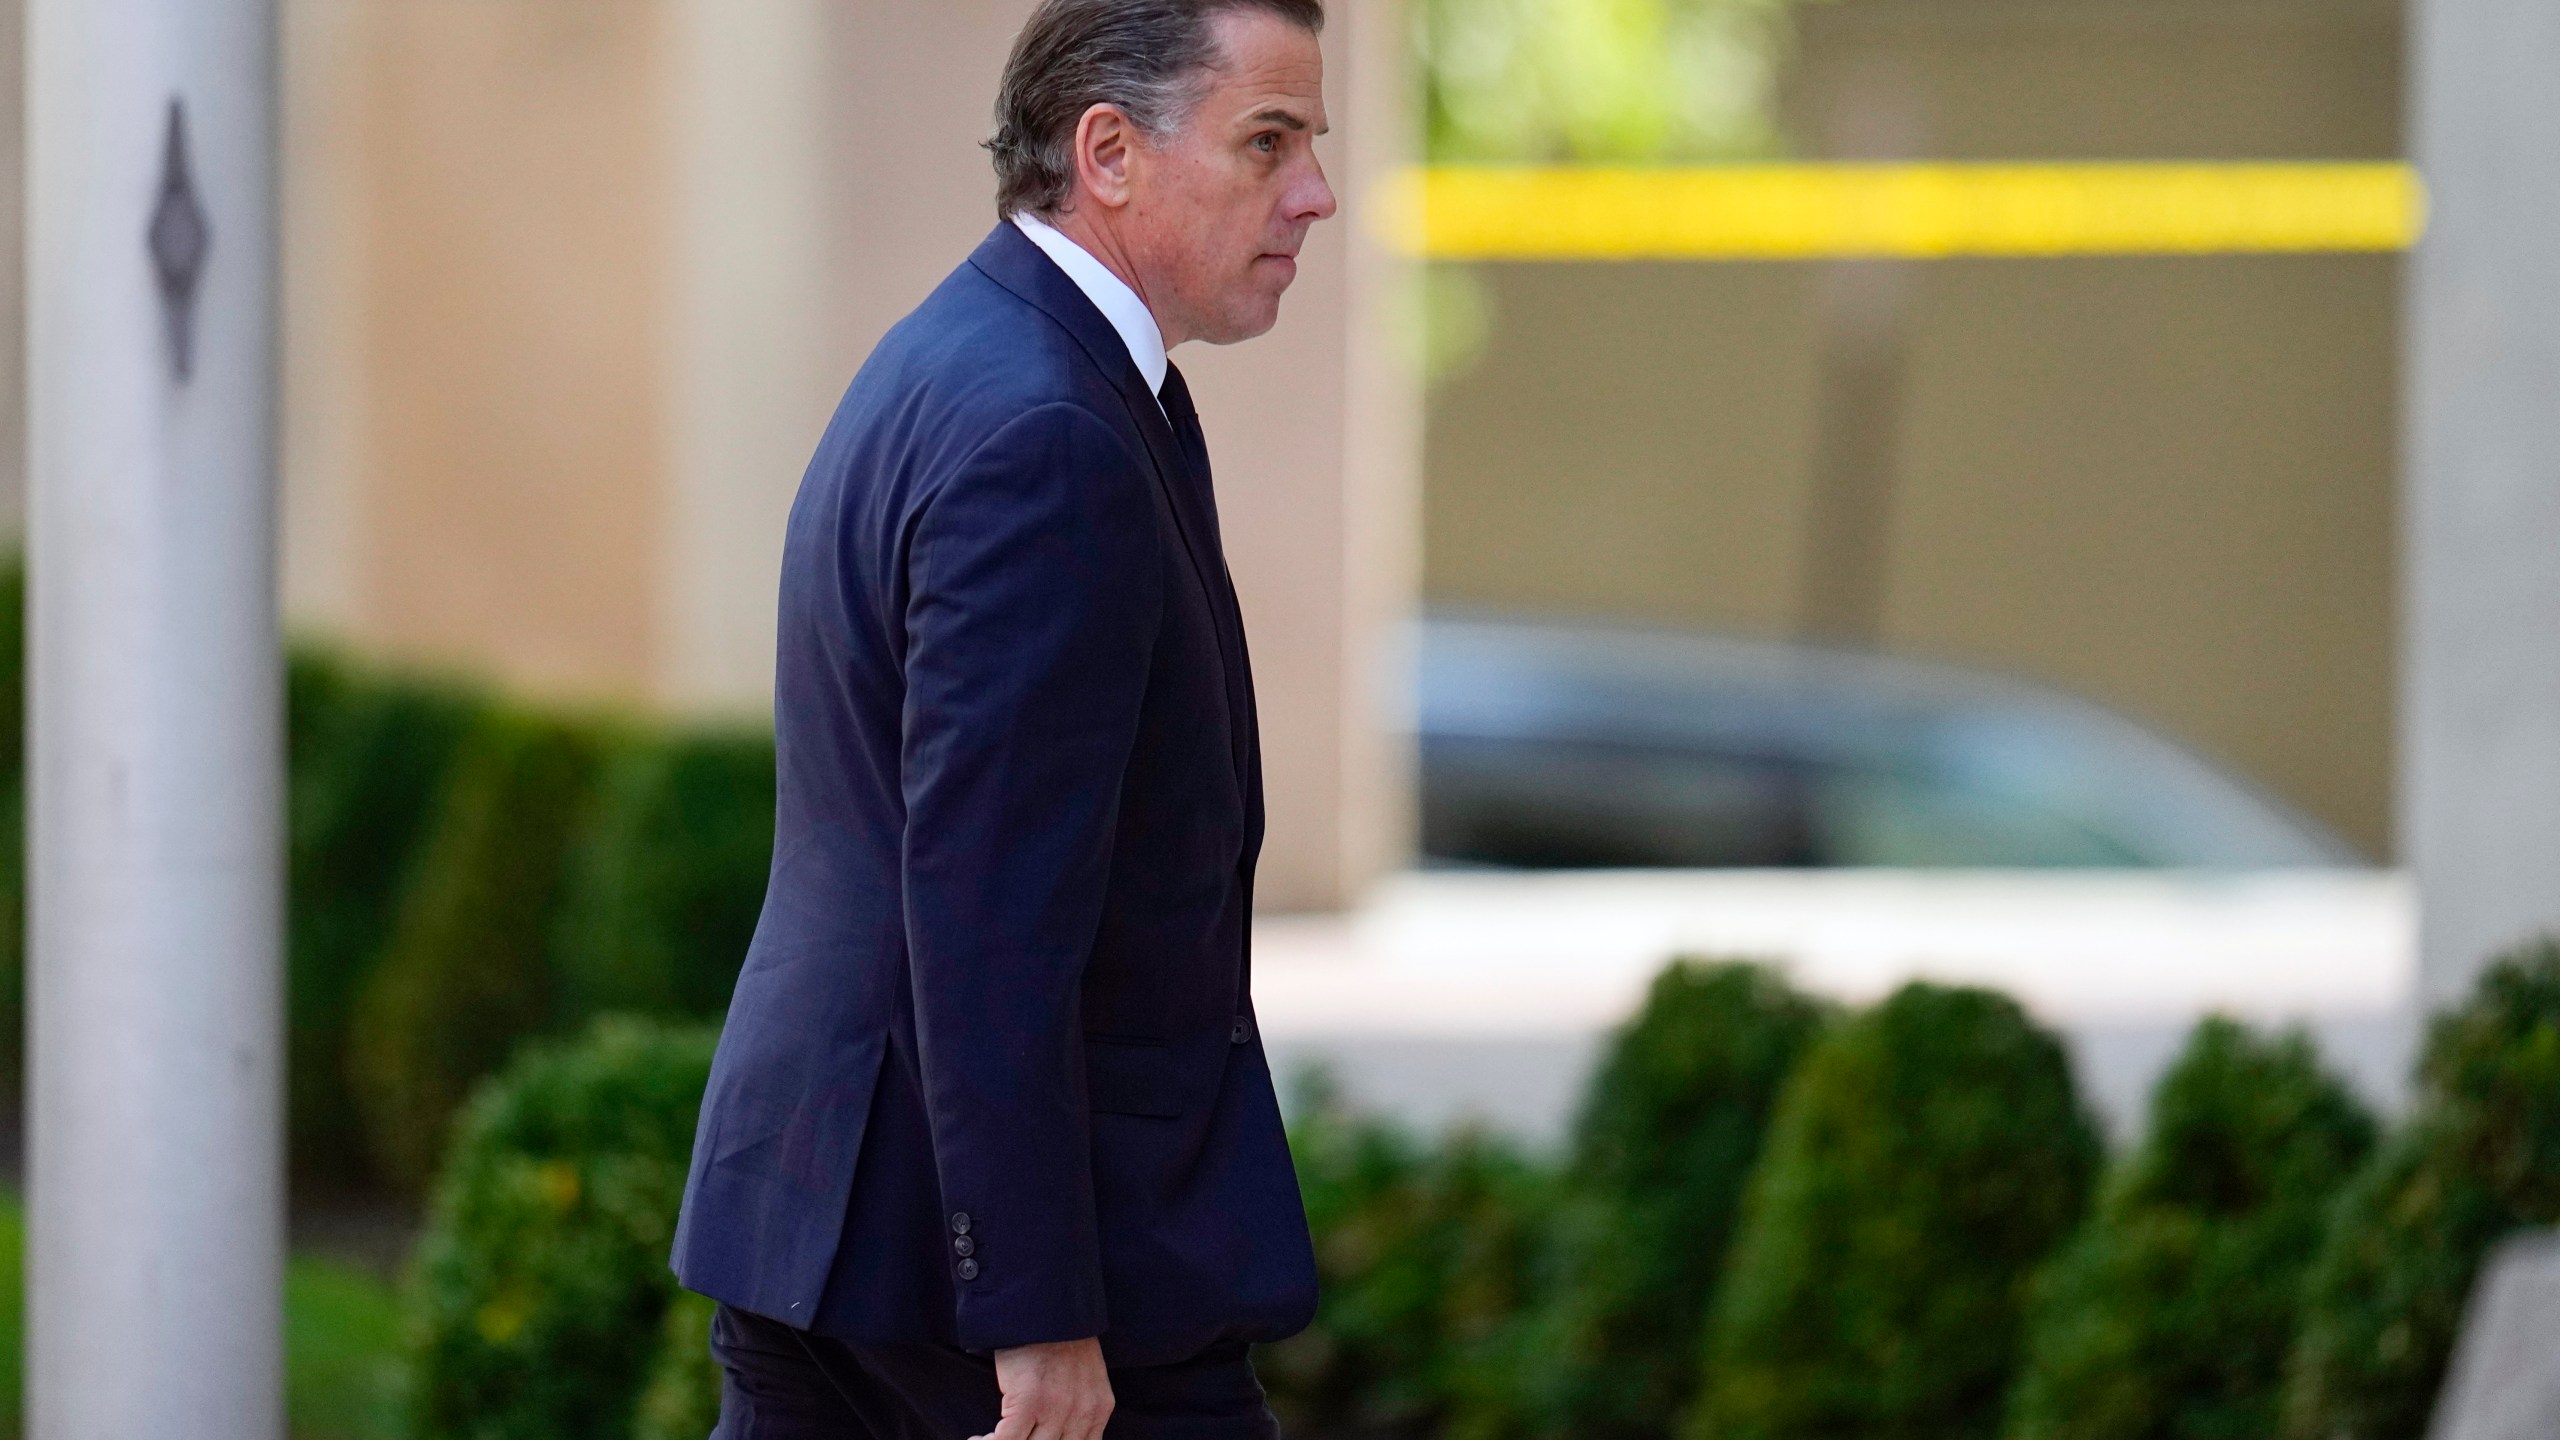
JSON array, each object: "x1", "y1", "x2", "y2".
[{"x1": 1249, "y1": 108, "x2": 1311, "y2": 131}]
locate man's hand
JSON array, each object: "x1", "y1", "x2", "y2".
[{"x1": 971, "y1": 1337, "x2": 1115, "y2": 1440}]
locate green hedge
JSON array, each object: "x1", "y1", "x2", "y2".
[
  {"x1": 554, "y1": 730, "x2": 776, "y2": 1022},
  {"x1": 1694, "y1": 981, "x2": 2101, "y2": 1440},
  {"x1": 295, "y1": 654, "x2": 777, "y2": 1198},
  {"x1": 381, "y1": 952, "x2": 2560, "y2": 1440},
  {"x1": 2007, "y1": 1018, "x2": 2375, "y2": 1440},
  {"x1": 307, "y1": 667, "x2": 776, "y2": 1198},
  {"x1": 350, "y1": 709, "x2": 608, "y2": 1192},
  {"x1": 2283, "y1": 940, "x2": 2560, "y2": 1440},
  {"x1": 1484, "y1": 960, "x2": 1825, "y2": 1440},
  {"x1": 287, "y1": 649, "x2": 488, "y2": 1189},
  {"x1": 1259, "y1": 1076, "x2": 1554, "y2": 1440},
  {"x1": 406, "y1": 1016, "x2": 716, "y2": 1440}
]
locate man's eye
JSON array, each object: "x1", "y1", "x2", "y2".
[{"x1": 1253, "y1": 134, "x2": 1278, "y2": 153}]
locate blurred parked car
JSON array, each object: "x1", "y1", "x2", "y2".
[{"x1": 1416, "y1": 615, "x2": 2359, "y2": 869}]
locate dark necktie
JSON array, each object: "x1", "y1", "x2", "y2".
[
  {"x1": 1155, "y1": 370, "x2": 1262, "y2": 994},
  {"x1": 1155, "y1": 362, "x2": 1220, "y2": 543},
  {"x1": 1153, "y1": 361, "x2": 1256, "y2": 795}
]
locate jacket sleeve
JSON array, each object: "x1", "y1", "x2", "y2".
[{"x1": 898, "y1": 401, "x2": 1164, "y2": 1351}]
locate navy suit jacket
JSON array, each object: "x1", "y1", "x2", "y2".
[{"x1": 670, "y1": 222, "x2": 1318, "y2": 1366}]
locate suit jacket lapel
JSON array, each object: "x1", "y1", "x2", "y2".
[
  {"x1": 970, "y1": 225, "x2": 1224, "y2": 626},
  {"x1": 968, "y1": 225, "x2": 1256, "y2": 810}
]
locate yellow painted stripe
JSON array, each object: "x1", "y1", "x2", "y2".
[{"x1": 1386, "y1": 163, "x2": 2425, "y2": 260}]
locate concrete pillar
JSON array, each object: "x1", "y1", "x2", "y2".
[
  {"x1": 2404, "y1": 0, "x2": 2560, "y2": 1007},
  {"x1": 26, "y1": 1, "x2": 284, "y2": 1436},
  {"x1": 660, "y1": 0, "x2": 840, "y2": 713}
]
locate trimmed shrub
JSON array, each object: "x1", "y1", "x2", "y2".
[
  {"x1": 349, "y1": 709, "x2": 607, "y2": 1191},
  {"x1": 1481, "y1": 960, "x2": 1826, "y2": 1440},
  {"x1": 2283, "y1": 940, "x2": 2560, "y2": 1440},
  {"x1": 633, "y1": 1288, "x2": 724, "y2": 1440},
  {"x1": 1259, "y1": 1076, "x2": 1555, "y2": 1440},
  {"x1": 1693, "y1": 981, "x2": 2102, "y2": 1440},
  {"x1": 2007, "y1": 1019, "x2": 2375, "y2": 1440},
  {"x1": 405, "y1": 1016, "x2": 716, "y2": 1440},
  {"x1": 287, "y1": 648, "x2": 487, "y2": 1189},
  {"x1": 553, "y1": 729, "x2": 775, "y2": 1022}
]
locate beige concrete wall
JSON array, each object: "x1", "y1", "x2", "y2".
[
  {"x1": 279, "y1": 0, "x2": 365, "y2": 630},
  {"x1": 284, "y1": 0, "x2": 673, "y2": 702},
  {"x1": 280, "y1": 0, "x2": 1418, "y2": 908},
  {"x1": 1425, "y1": 0, "x2": 2402, "y2": 857}
]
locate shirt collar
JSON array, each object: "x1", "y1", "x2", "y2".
[{"x1": 1011, "y1": 211, "x2": 1169, "y2": 399}]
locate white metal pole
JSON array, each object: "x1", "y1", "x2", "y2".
[{"x1": 26, "y1": 0, "x2": 283, "y2": 1435}]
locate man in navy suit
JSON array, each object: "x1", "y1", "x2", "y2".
[{"x1": 670, "y1": 2, "x2": 1339, "y2": 1435}]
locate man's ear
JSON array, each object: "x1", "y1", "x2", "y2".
[{"x1": 1072, "y1": 104, "x2": 1136, "y2": 210}]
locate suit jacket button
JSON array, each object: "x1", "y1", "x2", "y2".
[
  {"x1": 1230, "y1": 1017, "x2": 1250, "y2": 1045},
  {"x1": 950, "y1": 1212, "x2": 972, "y2": 1235},
  {"x1": 953, "y1": 1235, "x2": 976, "y2": 1258},
  {"x1": 957, "y1": 1258, "x2": 981, "y2": 1282}
]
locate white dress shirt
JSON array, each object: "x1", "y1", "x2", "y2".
[{"x1": 1011, "y1": 211, "x2": 1169, "y2": 410}]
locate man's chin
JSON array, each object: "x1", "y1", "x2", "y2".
[
  {"x1": 1211, "y1": 277, "x2": 1295, "y2": 344},
  {"x1": 1196, "y1": 298, "x2": 1286, "y2": 346},
  {"x1": 1206, "y1": 321, "x2": 1280, "y2": 346}
]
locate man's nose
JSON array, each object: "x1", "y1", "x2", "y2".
[{"x1": 1295, "y1": 158, "x2": 1339, "y2": 222}]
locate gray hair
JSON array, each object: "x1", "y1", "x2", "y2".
[{"x1": 988, "y1": 0, "x2": 1324, "y2": 218}]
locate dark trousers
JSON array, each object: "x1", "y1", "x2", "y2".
[{"x1": 710, "y1": 1304, "x2": 1283, "y2": 1440}]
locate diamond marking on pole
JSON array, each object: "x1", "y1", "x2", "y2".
[{"x1": 148, "y1": 98, "x2": 211, "y2": 382}]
